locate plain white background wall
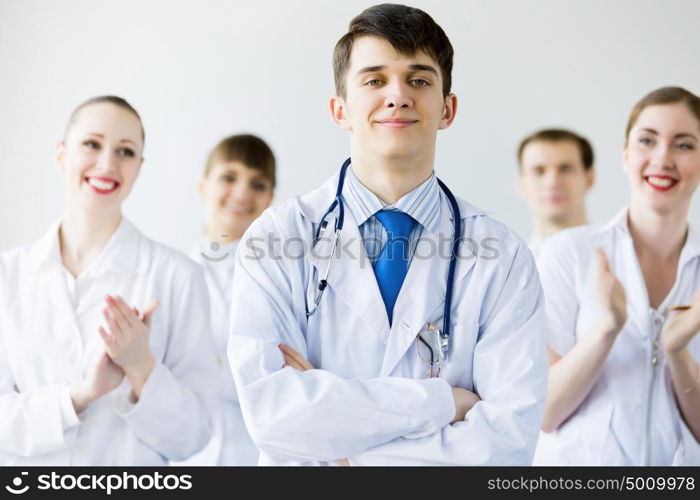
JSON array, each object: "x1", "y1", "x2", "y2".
[{"x1": 1, "y1": 0, "x2": 698, "y2": 253}]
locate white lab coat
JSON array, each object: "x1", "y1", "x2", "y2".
[
  {"x1": 228, "y1": 173, "x2": 548, "y2": 466},
  {"x1": 175, "y1": 239, "x2": 258, "y2": 465},
  {"x1": 534, "y1": 208, "x2": 700, "y2": 465},
  {"x1": 0, "y1": 218, "x2": 221, "y2": 465},
  {"x1": 528, "y1": 234, "x2": 543, "y2": 259}
]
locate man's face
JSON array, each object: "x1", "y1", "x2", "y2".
[
  {"x1": 330, "y1": 36, "x2": 456, "y2": 162},
  {"x1": 517, "y1": 140, "x2": 594, "y2": 224},
  {"x1": 198, "y1": 161, "x2": 274, "y2": 239}
]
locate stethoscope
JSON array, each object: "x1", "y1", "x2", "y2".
[{"x1": 306, "y1": 158, "x2": 462, "y2": 363}]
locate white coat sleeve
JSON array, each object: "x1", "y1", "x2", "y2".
[
  {"x1": 537, "y1": 234, "x2": 580, "y2": 356},
  {"x1": 114, "y1": 263, "x2": 220, "y2": 461},
  {"x1": 0, "y1": 331, "x2": 81, "y2": 457},
  {"x1": 348, "y1": 242, "x2": 548, "y2": 465},
  {"x1": 228, "y1": 215, "x2": 455, "y2": 463}
]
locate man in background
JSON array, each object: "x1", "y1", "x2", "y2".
[{"x1": 517, "y1": 129, "x2": 596, "y2": 256}]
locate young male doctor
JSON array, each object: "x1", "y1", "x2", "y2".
[{"x1": 228, "y1": 3, "x2": 547, "y2": 465}]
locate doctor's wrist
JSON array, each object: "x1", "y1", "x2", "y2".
[
  {"x1": 664, "y1": 346, "x2": 692, "y2": 366},
  {"x1": 69, "y1": 382, "x2": 92, "y2": 413},
  {"x1": 124, "y1": 353, "x2": 156, "y2": 401},
  {"x1": 596, "y1": 314, "x2": 624, "y2": 341}
]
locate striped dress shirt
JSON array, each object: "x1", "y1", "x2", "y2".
[{"x1": 342, "y1": 166, "x2": 442, "y2": 265}]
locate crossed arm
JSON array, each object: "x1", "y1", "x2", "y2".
[{"x1": 228, "y1": 222, "x2": 547, "y2": 465}]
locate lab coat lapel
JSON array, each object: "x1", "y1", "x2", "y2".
[
  {"x1": 620, "y1": 235, "x2": 652, "y2": 338},
  {"x1": 604, "y1": 210, "x2": 653, "y2": 339},
  {"x1": 380, "y1": 196, "x2": 479, "y2": 376},
  {"x1": 27, "y1": 222, "x2": 86, "y2": 363},
  {"x1": 307, "y1": 210, "x2": 391, "y2": 341}
]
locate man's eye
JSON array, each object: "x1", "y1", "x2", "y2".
[
  {"x1": 366, "y1": 79, "x2": 383, "y2": 87},
  {"x1": 410, "y1": 79, "x2": 430, "y2": 87}
]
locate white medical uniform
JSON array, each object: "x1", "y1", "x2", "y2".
[
  {"x1": 534, "y1": 208, "x2": 700, "y2": 465},
  {"x1": 177, "y1": 239, "x2": 258, "y2": 465},
  {"x1": 528, "y1": 234, "x2": 543, "y2": 259},
  {"x1": 228, "y1": 172, "x2": 548, "y2": 466},
  {"x1": 0, "y1": 218, "x2": 220, "y2": 465}
]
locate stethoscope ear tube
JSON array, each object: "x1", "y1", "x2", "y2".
[
  {"x1": 436, "y1": 177, "x2": 461, "y2": 363},
  {"x1": 313, "y1": 158, "x2": 351, "y2": 241},
  {"x1": 308, "y1": 159, "x2": 352, "y2": 316},
  {"x1": 334, "y1": 158, "x2": 351, "y2": 231},
  {"x1": 309, "y1": 159, "x2": 462, "y2": 360}
]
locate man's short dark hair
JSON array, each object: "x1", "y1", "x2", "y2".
[
  {"x1": 333, "y1": 4, "x2": 454, "y2": 98},
  {"x1": 204, "y1": 134, "x2": 276, "y2": 188},
  {"x1": 517, "y1": 129, "x2": 595, "y2": 170}
]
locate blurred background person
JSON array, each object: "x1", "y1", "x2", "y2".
[
  {"x1": 186, "y1": 134, "x2": 275, "y2": 465},
  {"x1": 517, "y1": 129, "x2": 595, "y2": 256}
]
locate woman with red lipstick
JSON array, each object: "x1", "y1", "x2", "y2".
[
  {"x1": 0, "y1": 95, "x2": 220, "y2": 465},
  {"x1": 179, "y1": 134, "x2": 275, "y2": 465},
  {"x1": 534, "y1": 87, "x2": 700, "y2": 465}
]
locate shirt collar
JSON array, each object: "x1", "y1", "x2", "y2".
[
  {"x1": 28, "y1": 217, "x2": 146, "y2": 274},
  {"x1": 343, "y1": 165, "x2": 442, "y2": 233},
  {"x1": 601, "y1": 206, "x2": 700, "y2": 263},
  {"x1": 600, "y1": 206, "x2": 631, "y2": 235}
]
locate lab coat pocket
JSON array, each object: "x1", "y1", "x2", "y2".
[
  {"x1": 672, "y1": 414, "x2": 700, "y2": 465},
  {"x1": 442, "y1": 321, "x2": 477, "y2": 389},
  {"x1": 671, "y1": 439, "x2": 685, "y2": 466},
  {"x1": 599, "y1": 403, "x2": 628, "y2": 465},
  {"x1": 578, "y1": 400, "x2": 615, "y2": 464},
  {"x1": 534, "y1": 402, "x2": 613, "y2": 466}
]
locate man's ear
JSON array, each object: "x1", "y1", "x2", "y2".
[
  {"x1": 55, "y1": 141, "x2": 66, "y2": 173},
  {"x1": 330, "y1": 95, "x2": 352, "y2": 131},
  {"x1": 438, "y1": 93, "x2": 458, "y2": 130},
  {"x1": 585, "y1": 167, "x2": 596, "y2": 191},
  {"x1": 264, "y1": 192, "x2": 274, "y2": 210}
]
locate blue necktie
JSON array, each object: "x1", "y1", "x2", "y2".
[{"x1": 373, "y1": 210, "x2": 416, "y2": 325}]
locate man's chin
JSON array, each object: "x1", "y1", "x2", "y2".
[
  {"x1": 376, "y1": 145, "x2": 421, "y2": 161},
  {"x1": 218, "y1": 218, "x2": 250, "y2": 235},
  {"x1": 543, "y1": 211, "x2": 573, "y2": 225}
]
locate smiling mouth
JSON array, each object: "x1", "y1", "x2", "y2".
[
  {"x1": 377, "y1": 119, "x2": 418, "y2": 129},
  {"x1": 224, "y1": 206, "x2": 253, "y2": 216},
  {"x1": 545, "y1": 194, "x2": 567, "y2": 204},
  {"x1": 85, "y1": 177, "x2": 120, "y2": 194},
  {"x1": 645, "y1": 175, "x2": 678, "y2": 191}
]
